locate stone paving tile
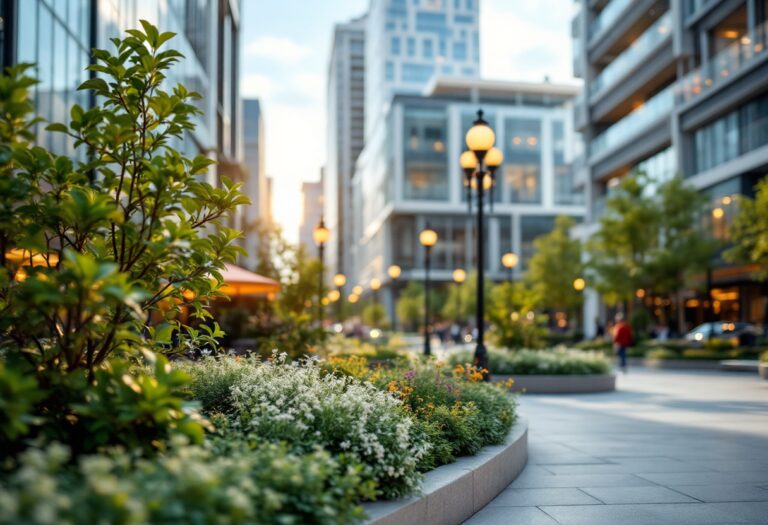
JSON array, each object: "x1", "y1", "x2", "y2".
[
  {"x1": 487, "y1": 487, "x2": 602, "y2": 507},
  {"x1": 670, "y1": 484, "x2": 768, "y2": 503},
  {"x1": 580, "y1": 486, "x2": 699, "y2": 504},
  {"x1": 544, "y1": 460, "x2": 712, "y2": 475},
  {"x1": 705, "y1": 501, "x2": 768, "y2": 524},
  {"x1": 531, "y1": 453, "x2": 608, "y2": 465},
  {"x1": 509, "y1": 473, "x2": 655, "y2": 489},
  {"x1": 462, "y1": 506, "x2": 560, "y2": 525},
  {"x1": 637, "y1": 471, "x2": 768, "y2": 487},
  {"x1": 539, "y1": 503, "x2": 752, "y2": 525}
]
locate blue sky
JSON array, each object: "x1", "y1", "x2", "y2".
[{"x1": 240, "y1": 0, "x2": 577, "y2": 241}]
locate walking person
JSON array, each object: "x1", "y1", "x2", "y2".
[{"x1": 612, "y1": 313, "x2": 632, "y2": 373}]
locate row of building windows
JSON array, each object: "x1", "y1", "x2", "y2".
[
  {"x1": 402, "y1": 106, "x2": 582, "y2": 205},
  {"x1": 390, "y1": 35, "x2": 469, "y2": 60}
]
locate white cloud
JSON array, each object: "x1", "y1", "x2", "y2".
[
  {"x1": 240, "y1": 73, "x2": 275, "y2": 99},
  {"x1": 481, "y1": 0, "x2": 575, "y2": 83},
  {"x1": 245, "y1": 36, "x2": 313, "y2": 64}
]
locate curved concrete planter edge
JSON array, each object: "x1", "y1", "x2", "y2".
[
  {"x1": 362, "y1": 417, "x2": 529, "y2": 525},
  {"x1": 759, "y1": 362, "x2": 768, "y2": 380},
  {"x1": 493, "y1": 373, "x2": 616, "y2": 394}
]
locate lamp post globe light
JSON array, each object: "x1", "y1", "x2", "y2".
[
  {"x1": 452, "y1": 268, "x2": 466, "y2": 327},
  {"x1": 388, "y1": 264, "x2": 402, "y2": 280},
  {"x1": 463, "y1": 110, "x2": 503, "y2": 377},
  {"x1": 573, "y1": 277, "x2": 586, "y2": 336},
  {"x1": 313, "y1": 218, "x2": 330, "y2": 326},
  {"x1": 333, "y1": 273, "x2": 346, "y2": 323},
  {"x1": 419, "y1": 227, "x2": 438, "y2": 356}
]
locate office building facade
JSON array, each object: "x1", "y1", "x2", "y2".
[
  {"x1": 353, "y1": 77, "x2": 584, "y2": 323},
  {"x1": 2, "y1": 0, "x2": 243, "y2": 210},
  {"x1": 572, "y1": 0, "x2": 768, "y2": 334},
  {"x1": 299, "y1": 179, "x2": 324, "y2": 252},
  {"x1": 326, "y1": 15, "x2": 366, "y2": 284},
  {"x1": 242, "y1": 98, "x2": 269, "y2": 269}
]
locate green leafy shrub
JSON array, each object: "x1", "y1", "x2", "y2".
[
  {"x1": 681, "y1": 349, "x2": 725, "y2": 360},
  {"x1": 0, "y1": 440, "x2": 367, "y2": 525},
  {"x1": 573, "y1": 339, "x2": 612, "y2": 352},
  {"x1": 449, "y1": 348, "x2": 611, "y2": 375},
  {"x1": 703, "y1": 338, "x2": 737, "y2": 351},
  {"x1": 645, "y1": 348, "x2": 680, "y2": 360},
  {"x1": 761, "y1": 351, "x2": 768, "y2": 363}
]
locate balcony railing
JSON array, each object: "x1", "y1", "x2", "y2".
[
  {"x1": 590, "y1": 11, "x2": 672, "y2": 98},
  {"x1": 589, "y1": 0, "x2": 632, "y2": 42},
  {"x1": 590, "y1": 83, "x2": 674, "y2": 159},
  {"x1": 678, "y1": 21, "x2": 768, "y2": 105}
]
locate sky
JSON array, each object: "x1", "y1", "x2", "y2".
[{"x1": 240, "y1": 0, "x2": 577, "y2": 242}]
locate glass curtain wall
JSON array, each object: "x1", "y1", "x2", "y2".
[
  {"x1": 504, "y1": 117, "x2": 542, "y2": 203},
  {"x1": 403, "y1": 106, "x2": 449, "y2": 200}
]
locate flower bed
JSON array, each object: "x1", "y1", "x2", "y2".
[{"x1": 449, "y1": 348, "x2": 611, "y2": 376}]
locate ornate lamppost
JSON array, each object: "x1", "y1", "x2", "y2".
[
  {"x1": 387, "y1": 265, "x2": 401, "y2": 330},
  {"x1": 461, "y1": 110, "x2": 504, "y2": 375},
  {"x1": 419, "y1": 227, "x2": 438, "y2": 356},
  {"x1": 452, "y1": 268, "x2": 466, "y2": 327},
  {"x1": 313, "y1": 218, "x2": 330, "y2": 326},
  {"x1": 502, "y1": 251, "x2": 519, "y2": 313}
]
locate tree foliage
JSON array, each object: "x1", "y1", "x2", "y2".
[
  {"x1": 726, "y1": 178, "x2": 768, "y2": 278},
  {"x1": 526, "y1": 215, "x2": 584, "y2": 315}
]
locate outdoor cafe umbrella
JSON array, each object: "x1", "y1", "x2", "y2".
[{"x1": 219, "y1": 263, "x2": 280, "y2": 297}]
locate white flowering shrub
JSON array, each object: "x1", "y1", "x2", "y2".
[{"x1": 229, "y1": 355, "x2": 429, "y2": 499}]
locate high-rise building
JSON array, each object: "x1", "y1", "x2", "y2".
[
  {"x1": 364, "y1": 0, "x2": 480, "y2": 139},
  {"x1": 326, "y1": 14, "x2": 366, "y2": 284},
  {"x1": 242, "y1": 98, "x2": 269, "y2": 268},
  {"x1": 299, "y1": 179, "x2": 325, "y2": 252},
  {"x1": 572, "y1": 0, "x2": 768, "y2": 334},
  {"x1": 353, "y1": 77, "x2": 584, "y2": 323},
  {"x1": 2, "y1": 0, "x2": 242, "y2": 199}
]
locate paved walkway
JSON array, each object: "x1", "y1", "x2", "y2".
[{"x1": 465, "y1": 368, "x2": 768, "y2": 525}]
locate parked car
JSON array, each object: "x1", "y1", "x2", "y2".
[{"x1": 685, "y1": 322, "x2": 757, "y2": 346}]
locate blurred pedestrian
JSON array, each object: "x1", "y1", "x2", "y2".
[{"x1": 612, "y1": 313, "x2": 632, "y2": 373}]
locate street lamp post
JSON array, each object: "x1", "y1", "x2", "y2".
[
  {"x1": 573, "y1": 277, "x2": 586, "y2": 336},
  {"x1": 501, "y1": 252, "x2": 519, "y2": 313},
  {"x1": 313, "y1": 218, "x2": 330, "y2": 326},
  {"x1": 419, "y1": 227, "x2": 438, "y2": 356},
  {"x1": 387, "y1": 264, "x2": 401, "y2": 330},
  {"x1": 452, "y1": 268, "x2": 466, "y2": 327},
  {"x1": 333, "y1": 273, "x2": 346, "y2": 324},
  {"x1": 462, "y1": 110, "x2": 503, "y2": 376}
]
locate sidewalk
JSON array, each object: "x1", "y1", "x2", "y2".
[{"x1": 465, "y1": 369, "x2": 768, "y2": 525}]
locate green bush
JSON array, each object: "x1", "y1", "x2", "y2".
[
  {"x1": 703, "y1": 338, "x2": 736, "y2": 352},
  {"x1": 0, "y1": 440, "x2": 368, "y2": 525},
  {"x1": 645, "y1": 348, "x2": 680, "y2": 360},
  {"x1": 573, "y1": 339, "x2": 612, "y2": 352},
  {"x1": 761, "y1": 351, "x2": 768, "y2": 363},
  {"x1": 681, "y1": 349, "x2": 725, "y2": 360},
  {"x1": 449, "y1": 348, "x2": 611, "y2": 375}
]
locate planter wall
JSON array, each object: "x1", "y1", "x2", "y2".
[
  {"x1": 629, "y1": 358, "x2": 722, "y2": 370},
  {"x1": 760, "y1": 363, "x2": 768, "y2": 380},
  {"x1": 493, "y1": 374, "x2": 616, "y2": 394},
  {"x1": 363, "y1": 417, "x2": 528, "y2": 525}
]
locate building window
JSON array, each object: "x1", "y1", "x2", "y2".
[
  {"x1": 453, "y1": 41, "x2": 467, "y2": 60},
  {"x1": 402, "y1": 63, "x2": 434, "y2": 82},
  {"x1": 392, "y1": 216, "x2": 416, "y2": 268},
  {"x1": 391, "y1": 36, "x2": 401, "y2": 55},
  {"x1": 693, "y1": 92, "x2": 768, "y2": 173},
  {"x1": 407, "y1": 37, "x2": 416, "y2": 56},
  {"x1": 423, "y1": 39, "x2": 434, "y2": 58},
  {"x1": 386, "y1": 61, "x2": 395, "y2": 81},
  {"x1": 553, "y1": 120, "x2": 583, "y2": 205},
  {"x1": 504, "y1": 117, "x2": 542, "y2": 203},
  {"x1": 403, "y1": 106, "x2": 449, "y2": 200}
]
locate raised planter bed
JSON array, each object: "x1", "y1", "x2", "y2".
[
  {"x1": 629, "y1": 357, "x2": 723, "y2": 370},
  {"x1": 363, "y1": 417, "x2": 528, "y2": 525},
  {"x1": 760, "y1": 363, "x2": 768, "y2": 380},
  {"x1": 493, "y1": 374, "x2": 616, "y2": 394},
  {"x1": 720, "y1": 359, "x2": 760, "y2": 372}
]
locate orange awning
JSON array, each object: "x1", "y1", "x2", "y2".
[{"x1": 219, "y1": 263, "x2": 280, "y2": 297}]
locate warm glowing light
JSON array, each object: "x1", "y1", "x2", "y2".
[
  {"x1": 741, "y1": 36, "x2": 751, "y2": 45},
  {"x1": 460, "y1": 150, "x2": 477, "y2": 172},
  {"x1": 485, "y1": 147, "x2": 504, "y2": 168},
  {"x1": 511, "y1": 312, "x2": 520, "y2": 321},
  {"x1": 388, "y1": 264, "x2": 402, "y2": 279},
  {"x1": 512, "y1": 136, "x2": 522, "y2": 146},
  {"x1": 452, "y1": 268, "x2": 466, "y2": 284},
  {"x1": 333, "y1": 273, "x2": 347, "y2": 287},
  {"x1": 328, "y1": 290, "x2": 341, "y2": 302},
  {"x1": 482, "y1": 173, "x2": 493, "y2": 190},
  {"x1": 313, "y1": 221, "x2": 330, "y2": 246},
  {"x1": 321, "y1": 297, "x2": 330, "y2": 306},
  {"x1": 526, "y1": 136, "x2": 538, "y2": 146},
  {"x1": 712, "y1": 207, "x2": 725, "y2": 219},
  {"x1": 370, "y1": 328, "x2": 382, "y2": 339},
  {"x1": 348, "y1": 294, "x2": 359, "y2": 304},
  {"x1": 721, "y1": 29, "x2": 740, "y2": 39},
  {"x1": 433, "y1": 140, "x2": 445, "y2": 152},
  {"x1": 722, "y1": 196, "x2": 732, "y2": 206},
  {"x1": 370, "y1": 278, "x2": 381, "y2": 291},
  {"x1": 352, "y1": 285, "x2": 363, "y2": 295},
  {"x1": 419, "y1": 228, "x2": 438, "y2": 247},
  {"x1": 501, "y1": 252, "x2": 519, "y2": 270},
  {"x1": 636, "y1": 289, "x2": 646, "y2": 299},
  {"x1": 466, "y1": 115, "x2": 495, "y2": 152},
  {"x1": 526, "y1": 311, "x2": 535, "y2": 321},
  {"x1": 573, "y1": 277, "x2": 586, "y2": 291}
]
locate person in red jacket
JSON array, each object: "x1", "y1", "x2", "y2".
[{"x1": 612, "y1": 313, "x2": 632, "y2": 373}]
